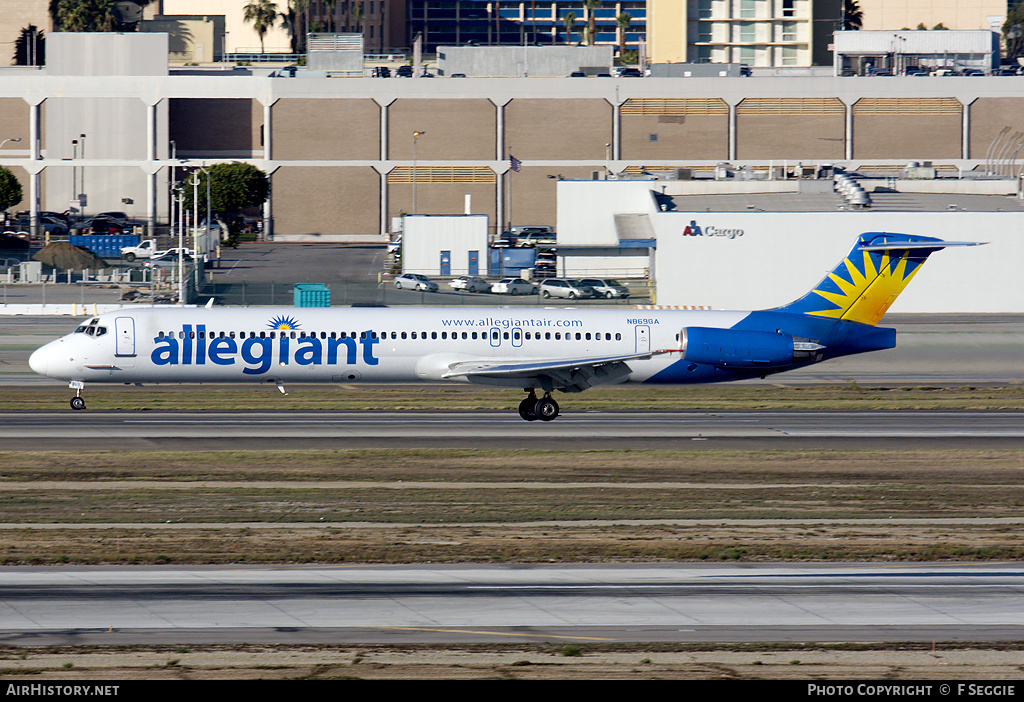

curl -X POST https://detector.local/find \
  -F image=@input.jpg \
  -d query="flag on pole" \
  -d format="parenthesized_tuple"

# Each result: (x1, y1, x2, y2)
(509, 154, 522, 172)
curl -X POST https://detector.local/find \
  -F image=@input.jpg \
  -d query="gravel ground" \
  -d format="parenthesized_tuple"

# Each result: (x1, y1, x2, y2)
(3, 646, 1024, 680)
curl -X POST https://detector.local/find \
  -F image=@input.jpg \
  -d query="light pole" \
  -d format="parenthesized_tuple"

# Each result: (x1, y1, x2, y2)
(0, 137, 21, 150)
(190, 166, 210, 290)
(412, 131, 425, 214)
(71, 138, 78, 215)
(169, 140, 176, 236)
(172, 186, 184, 304)
(78, 133, 86, 218)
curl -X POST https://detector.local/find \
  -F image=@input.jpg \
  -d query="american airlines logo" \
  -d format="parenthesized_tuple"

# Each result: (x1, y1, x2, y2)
(151, 323, 380, 375)
(683, 220, 744, 239)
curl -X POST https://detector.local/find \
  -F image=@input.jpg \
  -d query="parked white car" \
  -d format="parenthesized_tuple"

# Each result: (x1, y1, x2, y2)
(490, 278, 536, 295)
(449, 276, 490, 293)
(393, 273, 439, 292)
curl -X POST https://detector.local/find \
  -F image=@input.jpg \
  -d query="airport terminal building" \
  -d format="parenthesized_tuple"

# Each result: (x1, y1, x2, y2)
(3, 32, 1024, 311)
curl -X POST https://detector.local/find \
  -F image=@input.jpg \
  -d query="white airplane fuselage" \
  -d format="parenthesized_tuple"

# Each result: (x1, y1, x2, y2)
(30, 305, 750, 388)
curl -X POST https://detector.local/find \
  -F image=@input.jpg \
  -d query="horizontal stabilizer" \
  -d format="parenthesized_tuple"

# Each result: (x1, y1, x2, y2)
(860, 240, 984, 251)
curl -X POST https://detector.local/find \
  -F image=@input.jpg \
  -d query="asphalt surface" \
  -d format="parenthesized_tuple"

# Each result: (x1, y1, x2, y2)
(2, 409, 1024, 451)
(1, 562, 1021, 645)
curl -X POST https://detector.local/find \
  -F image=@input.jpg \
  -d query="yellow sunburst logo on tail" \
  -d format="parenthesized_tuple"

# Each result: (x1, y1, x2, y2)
(808, 249, 923, 326)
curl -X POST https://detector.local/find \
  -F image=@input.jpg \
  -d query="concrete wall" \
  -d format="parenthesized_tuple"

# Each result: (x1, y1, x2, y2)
(140, 17, 223, 63)
(967, 97, 1024, 162)
(47, 33, 168, 76)
(851, 97, 963, 160)
(272, 166, 380, 238)
(272, 99, 380, 160)
(505, 99, 613, 160)
(169, 98, 262, 158)
(855, 0, 1005, 32)
(736, 98, 845, 160)
(620, 98, 729, 161)
(388, 99, 496, 160)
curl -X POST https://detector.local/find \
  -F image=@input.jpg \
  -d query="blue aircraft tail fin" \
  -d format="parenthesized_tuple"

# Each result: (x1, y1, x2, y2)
(776, 232, 980, 326)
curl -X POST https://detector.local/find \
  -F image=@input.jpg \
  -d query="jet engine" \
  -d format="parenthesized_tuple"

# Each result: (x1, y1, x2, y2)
(680, 327, 823, 369)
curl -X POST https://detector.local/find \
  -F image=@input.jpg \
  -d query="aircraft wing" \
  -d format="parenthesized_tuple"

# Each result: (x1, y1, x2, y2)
(441, 350, 672, 392)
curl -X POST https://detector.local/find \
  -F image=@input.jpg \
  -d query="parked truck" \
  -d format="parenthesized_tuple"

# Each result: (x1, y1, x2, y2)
(119, 239, 161, 262)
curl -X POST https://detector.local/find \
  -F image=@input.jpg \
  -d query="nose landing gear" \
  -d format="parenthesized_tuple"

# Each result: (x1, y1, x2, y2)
(69, 380, 86, 411)
(518, 389, 559, 422)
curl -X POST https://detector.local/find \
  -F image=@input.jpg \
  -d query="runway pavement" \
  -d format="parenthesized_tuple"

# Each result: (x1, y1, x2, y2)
(1, 562, 1021, 646)
(2, 409, 1024, 450)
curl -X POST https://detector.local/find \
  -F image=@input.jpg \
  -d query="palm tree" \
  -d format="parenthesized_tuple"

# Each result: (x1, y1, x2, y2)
(13, 25, 45, 66)
(583, 0, 601, 46)
(562, 12, 577, 45)
(244, 0, 279, 53)
(615, 13, 631, 57)
(1003, 2, 1024, 62)
(841, 0, 863, 31)
(280, 5, 295, 53)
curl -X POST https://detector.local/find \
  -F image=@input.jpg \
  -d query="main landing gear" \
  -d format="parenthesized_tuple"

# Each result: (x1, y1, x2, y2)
(518, 389, 559, 422)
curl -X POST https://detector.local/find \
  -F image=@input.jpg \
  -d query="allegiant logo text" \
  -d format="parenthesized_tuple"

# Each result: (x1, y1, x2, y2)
(151, 324, 379, 375)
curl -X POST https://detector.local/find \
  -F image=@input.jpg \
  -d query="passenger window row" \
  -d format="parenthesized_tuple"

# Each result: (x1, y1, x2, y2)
(155, 329, 625, 342)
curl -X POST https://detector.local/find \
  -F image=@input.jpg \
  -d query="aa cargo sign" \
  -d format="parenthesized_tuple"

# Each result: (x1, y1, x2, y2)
(683, 220, 745, 239)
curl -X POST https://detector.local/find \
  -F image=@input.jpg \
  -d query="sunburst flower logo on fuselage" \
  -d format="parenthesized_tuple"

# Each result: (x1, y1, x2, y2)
(267, 315, 301, 331)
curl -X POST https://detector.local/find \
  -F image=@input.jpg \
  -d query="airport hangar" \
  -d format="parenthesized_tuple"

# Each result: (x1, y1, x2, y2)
(2, 32, 1023, 311)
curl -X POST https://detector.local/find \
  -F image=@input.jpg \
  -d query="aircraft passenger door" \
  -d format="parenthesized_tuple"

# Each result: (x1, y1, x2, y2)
(114, 316, 136, 357)
(468, 251, 479, 276)
(439, 250, 451, 276)
(489, 327, 501, 348)
(634, 325, 650, 354)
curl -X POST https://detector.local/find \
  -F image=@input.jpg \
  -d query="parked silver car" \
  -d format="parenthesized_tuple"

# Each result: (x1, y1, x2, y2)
(578, 278, 630, 299)
(393, 273, 438, 292)
(539, 278, 595, 300)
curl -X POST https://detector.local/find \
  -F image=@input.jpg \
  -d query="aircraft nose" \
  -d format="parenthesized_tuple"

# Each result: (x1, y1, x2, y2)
(29, 343, 51, 376)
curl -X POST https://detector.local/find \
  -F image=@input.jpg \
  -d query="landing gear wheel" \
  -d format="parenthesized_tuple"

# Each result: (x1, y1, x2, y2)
(535, 396, 559, 421)
(518, 395, 539, 421)
(70, 396, 86, 411)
